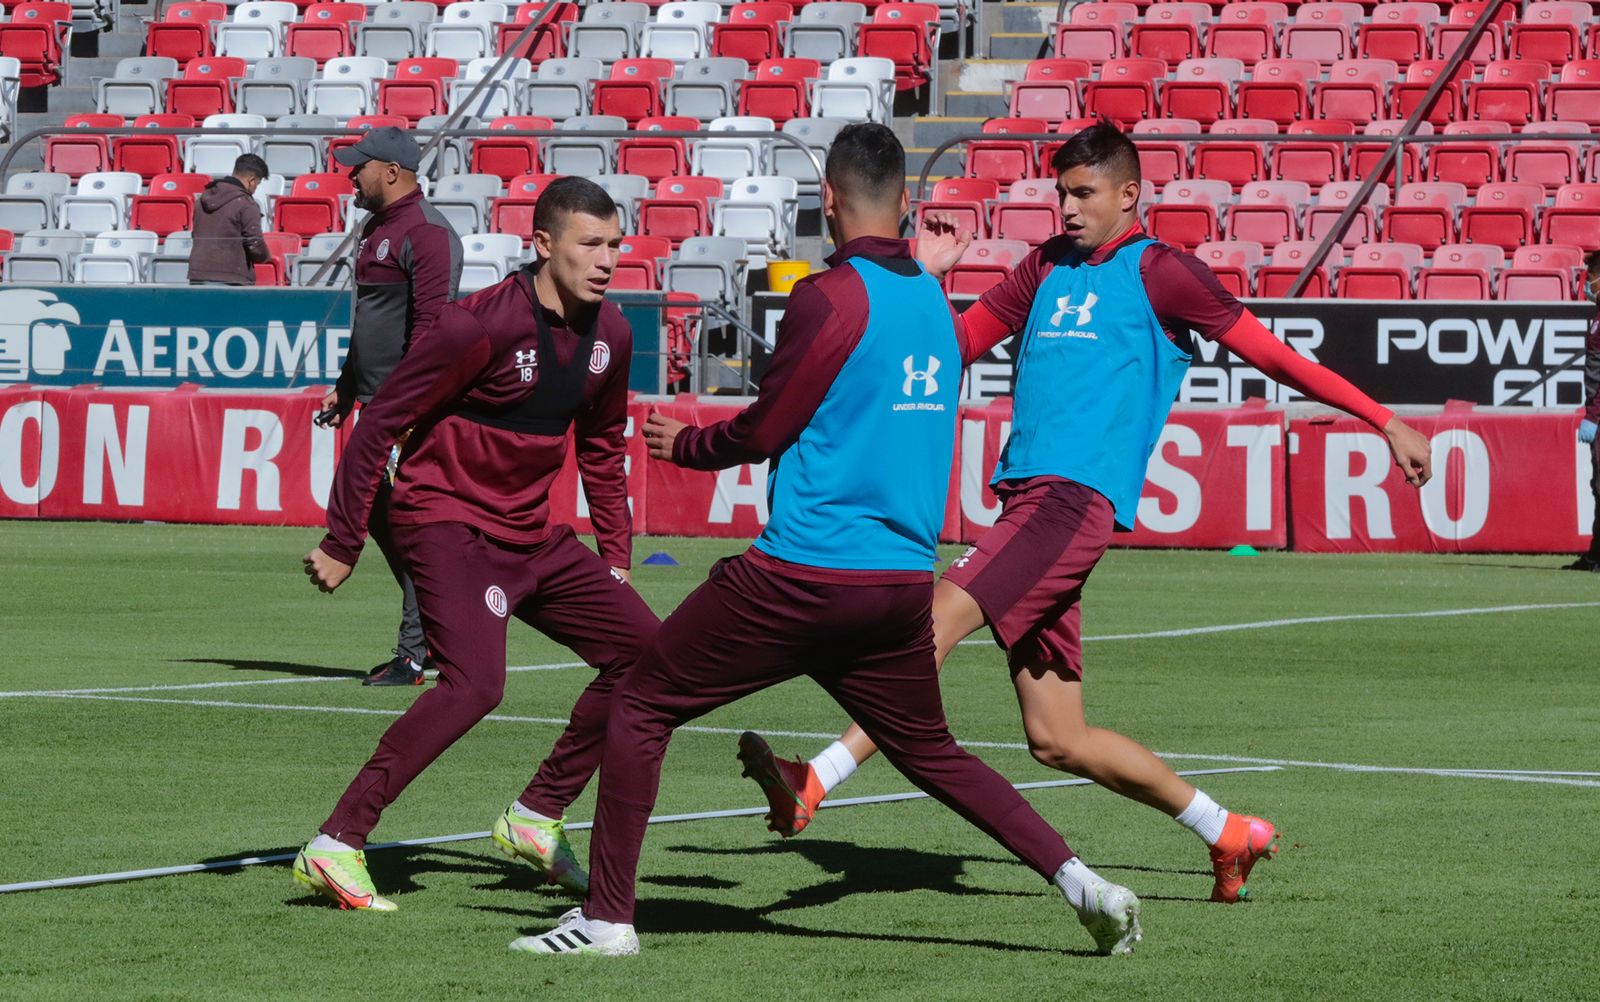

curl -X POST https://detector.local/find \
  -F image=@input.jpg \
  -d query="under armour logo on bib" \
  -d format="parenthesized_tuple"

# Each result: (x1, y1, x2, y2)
(1050, 292, 1098, 327)
(902, 355, 941, 397)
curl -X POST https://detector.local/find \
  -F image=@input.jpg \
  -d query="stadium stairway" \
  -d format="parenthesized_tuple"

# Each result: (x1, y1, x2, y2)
(901, 0, 1054, 190)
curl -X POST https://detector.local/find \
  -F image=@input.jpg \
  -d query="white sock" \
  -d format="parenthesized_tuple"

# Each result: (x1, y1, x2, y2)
(1174, 789, 1230, 847)
(808, 741, 859, 793)
(510, 800, 556, 822)
(309, 834, 357, 852)
(1052, 857, 1106, 911)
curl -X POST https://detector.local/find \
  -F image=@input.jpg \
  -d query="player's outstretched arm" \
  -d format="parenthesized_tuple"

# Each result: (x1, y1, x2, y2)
(1217, 312, 1432, 487)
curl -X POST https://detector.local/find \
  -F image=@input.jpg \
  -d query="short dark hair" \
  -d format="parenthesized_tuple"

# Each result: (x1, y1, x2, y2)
(533, 176, 619, 237)
(1586, 249, 1600, 276)
(824, 122, 905, 206)
(1049, 120, 1141, 185)
(233, 154, 270, 181)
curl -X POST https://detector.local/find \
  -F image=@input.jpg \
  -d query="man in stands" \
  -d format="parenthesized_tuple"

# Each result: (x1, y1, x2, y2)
(187, 154, 270, 286)
(295, 177, 658, 912)
(316, 126, 463, 687)
(514, 123, 1143, 959)
(739, 121, 1435, 907)
(1568, 251, 1600, 571)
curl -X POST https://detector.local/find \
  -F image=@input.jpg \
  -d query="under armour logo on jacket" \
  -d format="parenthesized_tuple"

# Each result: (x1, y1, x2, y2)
(902, 355, 941, 396)
(1050, 292, 1098, 327)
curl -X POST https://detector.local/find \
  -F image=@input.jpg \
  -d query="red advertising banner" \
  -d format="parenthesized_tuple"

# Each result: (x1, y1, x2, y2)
(2, 386, 1592, 555)
(1288, 405, 1595, 554)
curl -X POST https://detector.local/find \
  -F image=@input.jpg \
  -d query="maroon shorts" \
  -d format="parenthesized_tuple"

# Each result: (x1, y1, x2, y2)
(940, 479, 1115, 678)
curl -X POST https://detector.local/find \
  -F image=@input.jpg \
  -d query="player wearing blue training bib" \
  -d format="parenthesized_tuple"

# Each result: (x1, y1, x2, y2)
(743, 122, 1436, 911)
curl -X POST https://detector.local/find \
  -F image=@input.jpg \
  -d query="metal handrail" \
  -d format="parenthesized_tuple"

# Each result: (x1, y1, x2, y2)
(1284, 0, 1517, 296)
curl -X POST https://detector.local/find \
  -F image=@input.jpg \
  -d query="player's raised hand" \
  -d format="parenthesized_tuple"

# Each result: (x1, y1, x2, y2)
(1383, 416, 1432, 487)
(304, 547, 353, 593)
(914, 213, 972, 280)
(644, 410, 690, 462)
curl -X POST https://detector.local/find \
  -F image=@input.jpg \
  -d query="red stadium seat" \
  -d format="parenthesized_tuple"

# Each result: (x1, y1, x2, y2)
(614, 234, 673, 290)
(3, 2, 73, 87)
(1314, 59, 1398, 124)
(1507, 2, 1587, 66)
(1432, 242, 1505, 274)
(966, 117, 1046, 186)
(1384, 182, 1465, 251)
(1226, 180, 1307, 244)
(497, 2, 577, 60)
(1356, 2, 1437, 68)
(273, 173, 353, 240)
(1129, 1, 1209, 69)
(1131, 118, 1199, 189)
(1270, 120, 1352, 190)
(1336, 241, 1423, 298)
(990, 177, 1063, 246)
(616, 115, 698, 185)
(637, 175, 722, 249)
(1540, 184, 1600, 247)
(1160, 58, 1244, 126)
(1433, 7, 1503, 69)
(1257, 240, 1332, 297)
(1417, 265, 1489, 300)
(43, 114, 122, 180)
(286, 3, 366, 66)
(1205, 1, 1285, 68)
(1389, 60, 1470, 127)
(1236, 59, 1318, 126)
(1194, 239, 1265, 297)
(594, 58, 675, 125)
(857, 3, 939, 95)
(1426, 124, 1501, 194)
(470, 116, 552, 181)
(1504, 135, 1581, 194)
(111, 114, 193, 179)
(943, 239, 1030, 297)
(377, 58, 458, 124)
(1056, 1, 1135, 65)
(1546, 61, 1600, 127)
(1193, 118, 1274, 191)
(129, 173, 208, 237)
(1468, 60, 1552, 126)
(152, 0, 227, 68)
(1497, 268, 1571, 300)
(737, 58, 818, 124)
(916, 176, 1000, 240)
(1348, 119, 1427, 188)
(491, 173, 564, 244)
(1305, 180, 1386, 248)
(1081, 57, 1165, 128)
(1458, 182, 1542, 250)
(165, 57, 247, 118)
(1283, 3, 1360, 68)
(1009, 58, 1091, 126)
(712, 2, 791, 64)
(1146, 178, 1230, 250)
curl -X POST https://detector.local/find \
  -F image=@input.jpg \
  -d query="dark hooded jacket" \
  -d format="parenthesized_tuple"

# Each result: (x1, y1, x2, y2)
(187, 176, 270, 285)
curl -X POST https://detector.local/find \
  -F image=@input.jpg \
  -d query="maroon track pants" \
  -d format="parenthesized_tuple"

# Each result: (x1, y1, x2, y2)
(321, 522, 660, 848)
(583, 552, 1076, 925)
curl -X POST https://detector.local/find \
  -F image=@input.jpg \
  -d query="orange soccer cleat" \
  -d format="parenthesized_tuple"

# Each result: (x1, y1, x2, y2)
(736, 731, 826, 838)
(1209, 813, 1278, 903)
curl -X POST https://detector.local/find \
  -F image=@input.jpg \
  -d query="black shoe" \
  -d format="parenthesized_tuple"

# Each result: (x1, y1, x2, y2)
(363, 655, 425, 686)
(1561, 556, 1600, 572)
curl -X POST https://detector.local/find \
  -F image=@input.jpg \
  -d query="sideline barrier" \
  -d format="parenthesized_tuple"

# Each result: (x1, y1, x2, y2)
(0, 388, 1591, 553)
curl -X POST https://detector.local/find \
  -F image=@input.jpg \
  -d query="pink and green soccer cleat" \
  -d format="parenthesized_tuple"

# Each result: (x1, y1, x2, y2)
(492, 806, 589, 895)
(292, 843, 397, 912)
(1209, 814, 1278, 903)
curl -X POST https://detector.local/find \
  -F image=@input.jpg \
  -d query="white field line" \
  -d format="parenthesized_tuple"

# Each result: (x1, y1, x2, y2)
(4, 601, 1596, 700)
(957, 600, 1600, 646)
(18, 691, 1600, 788)
(0, 765, 1280, 895)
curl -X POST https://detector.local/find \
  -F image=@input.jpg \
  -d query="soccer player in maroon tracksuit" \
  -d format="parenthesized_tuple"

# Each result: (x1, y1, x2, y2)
(293, 177, 659, 912)
(740, 122, 1435, 906)
(513, 124, 1144, 958)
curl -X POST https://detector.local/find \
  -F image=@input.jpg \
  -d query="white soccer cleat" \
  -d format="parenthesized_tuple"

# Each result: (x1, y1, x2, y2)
(1074, 881, 1143, 956)
(508, 909, 640, 956)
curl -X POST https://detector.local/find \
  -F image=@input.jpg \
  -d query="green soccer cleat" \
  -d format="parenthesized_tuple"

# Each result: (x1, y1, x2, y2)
(292, 843, 398, 912)
(1074, 881, 1142, 956)
(492, 805, 589, 895)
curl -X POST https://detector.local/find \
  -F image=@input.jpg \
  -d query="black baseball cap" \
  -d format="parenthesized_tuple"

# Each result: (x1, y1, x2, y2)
(334, 126, 422, 172)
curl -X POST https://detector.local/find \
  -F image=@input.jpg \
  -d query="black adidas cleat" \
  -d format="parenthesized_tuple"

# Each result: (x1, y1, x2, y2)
(363, 655, 425, 687)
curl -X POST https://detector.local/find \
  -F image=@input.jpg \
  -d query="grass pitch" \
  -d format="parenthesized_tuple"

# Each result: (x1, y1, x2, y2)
(1, 521, 1597, 1001)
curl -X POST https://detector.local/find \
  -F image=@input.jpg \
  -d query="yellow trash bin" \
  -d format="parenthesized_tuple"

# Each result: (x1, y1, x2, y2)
(767, 260, 812, 293)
